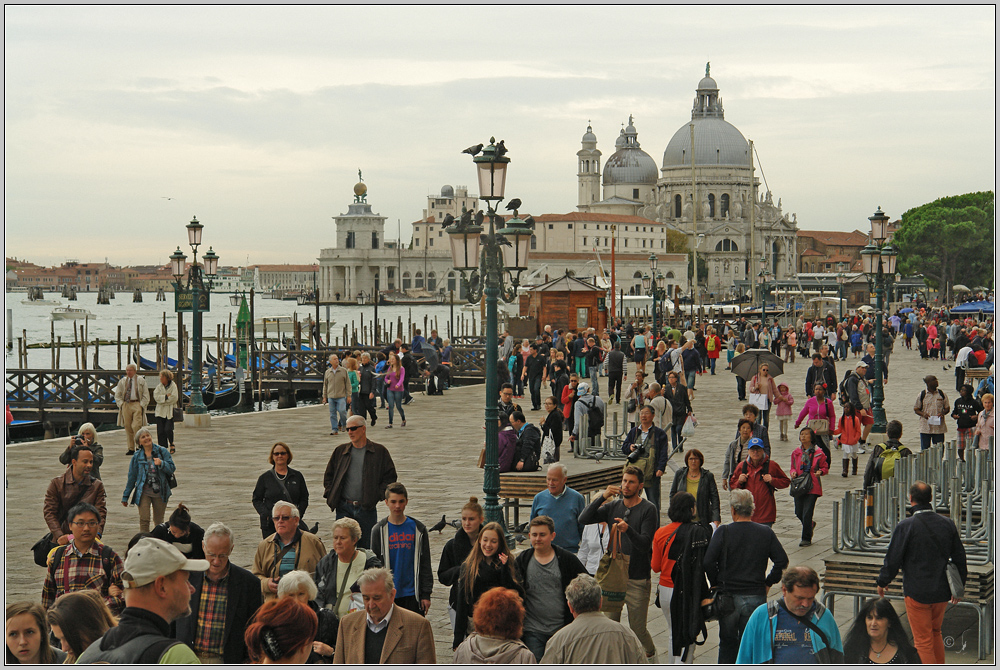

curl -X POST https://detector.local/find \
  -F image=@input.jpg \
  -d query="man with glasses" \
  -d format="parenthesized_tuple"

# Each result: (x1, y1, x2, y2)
(252, 501, 326, 602)
(324, 416, 398, 550)
(175, 522, 263, 663)
(498, 383, 521, 420)
(41, 502, 125, 611)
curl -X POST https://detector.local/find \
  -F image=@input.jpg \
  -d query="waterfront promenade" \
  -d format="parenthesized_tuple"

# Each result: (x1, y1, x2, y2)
(5, 340, 988, 663)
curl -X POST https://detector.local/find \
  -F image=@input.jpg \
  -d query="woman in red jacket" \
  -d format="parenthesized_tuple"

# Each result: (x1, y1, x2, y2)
(789, 427, 829, 547)
(705, 328, 722, 375)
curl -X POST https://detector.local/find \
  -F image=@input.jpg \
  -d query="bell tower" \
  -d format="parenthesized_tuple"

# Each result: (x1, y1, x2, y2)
(577, 122, 602, 211)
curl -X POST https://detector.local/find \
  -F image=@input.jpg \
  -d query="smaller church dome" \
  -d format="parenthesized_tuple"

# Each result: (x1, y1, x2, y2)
(604, 115, 657, 186)
(614, 128, 626, 149)
(582, 124, 597, 143)
(697, 75, 718, 91)
(440, 185, 454, 198)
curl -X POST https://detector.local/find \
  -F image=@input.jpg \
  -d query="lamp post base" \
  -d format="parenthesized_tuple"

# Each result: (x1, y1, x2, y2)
(182, 413, 212, 429)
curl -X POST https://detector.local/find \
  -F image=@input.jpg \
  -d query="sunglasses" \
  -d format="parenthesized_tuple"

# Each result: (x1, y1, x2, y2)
(272, 515, 294, 521)
(346, 425, 363, 432)
(272, 451, 289, 456)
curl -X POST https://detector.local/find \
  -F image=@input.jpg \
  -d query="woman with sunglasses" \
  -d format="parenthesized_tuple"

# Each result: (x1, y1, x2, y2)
(253, 442, 311, 538)
(748, 363, 779, 427)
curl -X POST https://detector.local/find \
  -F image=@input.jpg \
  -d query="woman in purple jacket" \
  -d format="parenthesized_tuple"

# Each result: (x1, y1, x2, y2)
(384, 352, 407, 428)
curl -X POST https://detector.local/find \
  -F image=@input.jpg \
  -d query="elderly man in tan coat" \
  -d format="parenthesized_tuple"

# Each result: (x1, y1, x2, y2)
(322, 354, 351, 435)
(115, 363, 150, 454)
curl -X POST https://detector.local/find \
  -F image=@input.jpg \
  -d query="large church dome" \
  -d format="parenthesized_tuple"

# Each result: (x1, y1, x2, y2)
(604, 116, 658, 185)
(662, 69, 749, 169)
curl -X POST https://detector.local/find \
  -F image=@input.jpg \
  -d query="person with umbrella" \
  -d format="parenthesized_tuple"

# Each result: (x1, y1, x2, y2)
(748, 363, 780, 428)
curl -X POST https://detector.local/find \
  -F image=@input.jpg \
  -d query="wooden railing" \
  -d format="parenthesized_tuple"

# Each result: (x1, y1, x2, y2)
(5, 368, 152, 421)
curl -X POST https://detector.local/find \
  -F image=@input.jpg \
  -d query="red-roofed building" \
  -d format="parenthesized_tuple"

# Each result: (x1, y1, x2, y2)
(796, 230, 869, 273)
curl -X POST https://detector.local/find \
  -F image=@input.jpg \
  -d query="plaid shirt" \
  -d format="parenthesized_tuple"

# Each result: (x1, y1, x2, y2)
(41, 541, 124, 610)
(194, 571, 230, 655)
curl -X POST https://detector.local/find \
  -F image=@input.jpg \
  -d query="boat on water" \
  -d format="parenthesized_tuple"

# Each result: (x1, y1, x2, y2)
(50, 306, 96, 321)
(22, 298, 62, 306)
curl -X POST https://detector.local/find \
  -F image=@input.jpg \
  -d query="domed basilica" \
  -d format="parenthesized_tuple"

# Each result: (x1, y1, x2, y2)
(577, 65, 799, 298)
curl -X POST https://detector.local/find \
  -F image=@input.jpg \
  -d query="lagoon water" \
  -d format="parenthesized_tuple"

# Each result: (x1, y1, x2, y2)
(5, 291, 473, 370)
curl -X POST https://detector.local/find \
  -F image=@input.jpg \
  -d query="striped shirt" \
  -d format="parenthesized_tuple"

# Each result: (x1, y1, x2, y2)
(194, 571, 229, 655)
(41, 541, 124, 610)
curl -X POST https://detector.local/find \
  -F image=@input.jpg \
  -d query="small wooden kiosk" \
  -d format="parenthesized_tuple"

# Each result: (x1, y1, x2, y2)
(519, 273, 606, 334)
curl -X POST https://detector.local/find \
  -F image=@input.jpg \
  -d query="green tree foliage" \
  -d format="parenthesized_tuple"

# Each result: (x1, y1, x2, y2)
(687, 252, 709, 284)
(894, 191, 994, 301)
(665, 229, 689, 253)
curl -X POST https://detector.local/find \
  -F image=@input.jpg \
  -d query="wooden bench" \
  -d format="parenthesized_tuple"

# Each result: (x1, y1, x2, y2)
(498, 463, 624, 530)
(823, 555, 994, 659)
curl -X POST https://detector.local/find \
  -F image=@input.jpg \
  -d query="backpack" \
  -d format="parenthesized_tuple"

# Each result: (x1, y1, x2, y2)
(837, 371, 852, 406)
(918, 388, 944, 407)
(49, 543, 121, 613)
(874, 443, 905, 481)
(585, 397, 604, 436)
(707, 337, 716, 351)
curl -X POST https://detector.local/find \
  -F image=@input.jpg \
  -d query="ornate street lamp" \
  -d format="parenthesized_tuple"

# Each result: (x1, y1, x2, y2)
(169, 216, 219, 423)
(446, 138, 531, 528)
(861, 207, 895, 434)
(836, 261, 847, 322)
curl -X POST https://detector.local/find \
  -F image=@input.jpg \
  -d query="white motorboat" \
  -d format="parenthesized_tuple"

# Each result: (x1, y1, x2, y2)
(50, 306, 96, 320)
(22, 298, 63, 306)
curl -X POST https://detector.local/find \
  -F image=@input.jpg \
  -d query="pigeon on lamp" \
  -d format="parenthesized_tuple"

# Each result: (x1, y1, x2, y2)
(462, 143, 484, 157)
(496, 234, 512, 247)
(460, 207, 473, 226)
(523, 215, 535, 228)
(442, 213, 455, 228)
(474, 210, 485, 226)
(429, 514, 448, 533)
(495, 139, 507, 158)
(505, 198, 522, 212)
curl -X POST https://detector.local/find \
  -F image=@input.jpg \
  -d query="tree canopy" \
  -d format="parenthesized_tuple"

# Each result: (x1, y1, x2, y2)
(894, 191, 994, 303)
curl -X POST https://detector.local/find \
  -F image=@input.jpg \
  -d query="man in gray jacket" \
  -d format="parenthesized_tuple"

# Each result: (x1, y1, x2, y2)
(322, 354, 351, 435)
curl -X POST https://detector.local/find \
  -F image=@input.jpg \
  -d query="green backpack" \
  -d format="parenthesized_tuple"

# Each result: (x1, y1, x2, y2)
(876, 444, 904, 481)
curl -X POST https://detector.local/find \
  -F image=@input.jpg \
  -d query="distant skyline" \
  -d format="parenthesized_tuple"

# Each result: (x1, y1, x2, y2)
(4, 5, 995, 267)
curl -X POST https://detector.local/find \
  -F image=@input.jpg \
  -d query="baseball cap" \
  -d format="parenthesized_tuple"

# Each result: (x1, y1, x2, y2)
(577, 382, 590, 395)
(122, 537, 210, 588)
(747, 437, 765, 450)
(856, 361, 868, 368)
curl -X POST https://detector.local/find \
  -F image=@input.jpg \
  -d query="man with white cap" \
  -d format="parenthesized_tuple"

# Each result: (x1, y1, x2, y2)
(570, 382, 605, 449)
(76, 537, 209, 664)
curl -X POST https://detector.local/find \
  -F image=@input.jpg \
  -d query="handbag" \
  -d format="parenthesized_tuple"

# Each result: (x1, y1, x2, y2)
(807, 418, 830, 436)
(705, 525, 736, 620)
(172, 407, 184, 422)
(540, 433, 557, 464)
(914, 514, 965, 599)
(680, 413, 698, 437)
(595, 526, 630, 614)
(168, 472, 179, 489)
(748, 391, 770, 411)
(31, 533, 58, 568)
(626, 397, 638, 414)
(789, 450, 814, 498)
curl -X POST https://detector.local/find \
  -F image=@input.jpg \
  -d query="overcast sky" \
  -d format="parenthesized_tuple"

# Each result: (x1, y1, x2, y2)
(4, 5, 995, 267)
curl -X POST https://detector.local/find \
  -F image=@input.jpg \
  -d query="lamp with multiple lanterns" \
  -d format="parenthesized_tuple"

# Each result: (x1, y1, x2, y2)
(756, 255, 772, 326)
(835, 261, 848, 322)
(445, 138, 533, 527)
(859, 207, 898, 434)
(169, 216, 219, 418)
(640, 254, 667, 336)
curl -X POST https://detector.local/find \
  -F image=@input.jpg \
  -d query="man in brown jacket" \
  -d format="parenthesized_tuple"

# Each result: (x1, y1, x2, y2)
(44, 444, 108, 543)
(332, 567, 436, 664)
(323, 415, 397, 550)
(322, 354, 351, 435)
(251, 501, 326, 602)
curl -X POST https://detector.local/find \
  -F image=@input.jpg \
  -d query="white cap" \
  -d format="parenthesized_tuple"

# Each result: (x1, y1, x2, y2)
(122, 537, 210, 588)
(577, 382, 590, 395)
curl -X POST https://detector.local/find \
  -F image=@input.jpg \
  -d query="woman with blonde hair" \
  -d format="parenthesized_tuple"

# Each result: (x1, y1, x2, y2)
(438, 497, 485, 633)
(46, 590, 117, 663)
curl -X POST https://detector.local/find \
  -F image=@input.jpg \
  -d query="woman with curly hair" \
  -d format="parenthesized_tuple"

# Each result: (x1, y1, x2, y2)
(841, 597, 921, 664)
(452, 522, 523, 650)
(244, 597, 317, 664)
(453, 587, 536, 663)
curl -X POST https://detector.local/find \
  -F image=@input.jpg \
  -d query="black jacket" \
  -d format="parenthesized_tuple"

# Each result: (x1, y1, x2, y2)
(359, 362, 376, 394)
(663, 383, 691, 420)
(82, 607, 188, 663)
(514, 423, 541, 471)
(541, 409, 564, 448)
(453, 559, 524, 648)
(805, 362, 836, 397)
(514, 545, 588, 627)
(438, 527, 478, 608)
(149, 521, 206, 559)
(174, 565, 262, 663)
(877, 505, 968, 603)
(669, 467, 721, 525)
(252, 467, 309, 531)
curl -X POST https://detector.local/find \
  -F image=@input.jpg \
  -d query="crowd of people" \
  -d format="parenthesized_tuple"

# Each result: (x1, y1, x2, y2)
(12, 301, 994, 664)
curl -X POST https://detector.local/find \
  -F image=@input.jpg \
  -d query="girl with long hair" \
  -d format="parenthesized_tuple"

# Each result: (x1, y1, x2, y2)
(451, 521, 523, 650)
(6, 602, 65, 664)
(384, 352, 406, 428)
(46, 590, 117, 663)
(438, 497, 485, 634)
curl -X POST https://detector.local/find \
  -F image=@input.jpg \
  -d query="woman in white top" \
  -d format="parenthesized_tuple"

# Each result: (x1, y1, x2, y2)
(153, 369, 179, 454)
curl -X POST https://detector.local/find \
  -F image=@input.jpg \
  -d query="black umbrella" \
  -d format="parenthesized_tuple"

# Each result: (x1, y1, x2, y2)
(730, 349, 784, 381)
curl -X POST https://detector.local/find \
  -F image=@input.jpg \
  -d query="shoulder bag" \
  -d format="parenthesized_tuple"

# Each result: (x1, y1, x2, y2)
(31, 481, 93, 567)
(595, 525, 630, 615)
(789, 450, 814, 498)
(807, 399, 834, 436)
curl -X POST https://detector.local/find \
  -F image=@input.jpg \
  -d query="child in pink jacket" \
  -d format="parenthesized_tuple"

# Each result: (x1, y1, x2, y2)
(774, 382, 794, 441)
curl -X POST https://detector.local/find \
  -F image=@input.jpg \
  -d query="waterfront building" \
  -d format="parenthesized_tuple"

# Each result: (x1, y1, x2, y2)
(795, 230, 870, 274)
(577, 65, 801, 299)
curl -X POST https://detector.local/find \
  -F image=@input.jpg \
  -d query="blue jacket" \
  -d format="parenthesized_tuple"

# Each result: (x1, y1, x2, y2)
(736, 598, 842, 664)
(122, 444, 176, 505)
(530, 486, 587, 552)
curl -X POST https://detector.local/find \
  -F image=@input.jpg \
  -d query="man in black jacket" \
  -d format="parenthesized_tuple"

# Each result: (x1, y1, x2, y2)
(515, 516, 588, 661)
(175, 523, 263, 663)
(876, 481, 968, 664)
(606, 343, 627, 404)
(358, 353, 378, 425)
(804, 353, 836, 397)
(522, 343, 548, 411)
(510, 411, 541, 471)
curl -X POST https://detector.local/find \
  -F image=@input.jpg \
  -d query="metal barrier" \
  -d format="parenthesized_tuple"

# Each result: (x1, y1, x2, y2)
(832, 438, 994, 565)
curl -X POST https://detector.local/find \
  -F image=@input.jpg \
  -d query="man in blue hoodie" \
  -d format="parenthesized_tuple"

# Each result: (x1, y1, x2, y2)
(736, 566, 843, 664)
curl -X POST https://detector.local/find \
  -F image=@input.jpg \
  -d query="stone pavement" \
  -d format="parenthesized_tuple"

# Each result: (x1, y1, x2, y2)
(5, 338, 990, 663)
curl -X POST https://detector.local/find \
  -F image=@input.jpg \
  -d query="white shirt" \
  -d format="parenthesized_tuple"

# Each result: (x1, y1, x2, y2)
(956, 346, 973, 367)
(366, 603, 394, 634)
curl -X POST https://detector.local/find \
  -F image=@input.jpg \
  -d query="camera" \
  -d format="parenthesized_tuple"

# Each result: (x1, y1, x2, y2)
(72, 436, 87, 447)
(627, 445, 647, 463)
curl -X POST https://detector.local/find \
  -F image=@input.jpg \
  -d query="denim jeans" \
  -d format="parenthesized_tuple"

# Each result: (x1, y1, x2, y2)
(717, 592, 766, 663)
(794, 493, 818, 541)
(589, 365, 600, 396)
(336, 500, 377, 549)
(920, 432, 945, 451)
(736, 376, 746, 400)
(671, 422, 684, 453)
(327, 397, 347, 431)
(529, 376, 543, 410)
(709, 358, 717, 374)
(386, 390, 406, 425)
(521, 630, 555, 662)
